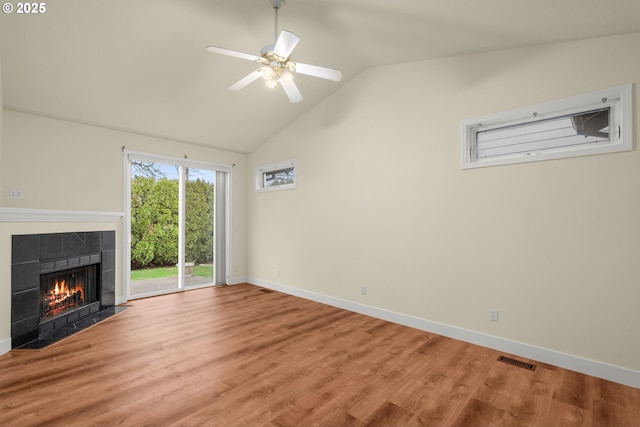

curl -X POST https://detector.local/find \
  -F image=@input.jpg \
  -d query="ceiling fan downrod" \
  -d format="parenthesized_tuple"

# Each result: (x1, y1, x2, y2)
(271, 0, 284, 43)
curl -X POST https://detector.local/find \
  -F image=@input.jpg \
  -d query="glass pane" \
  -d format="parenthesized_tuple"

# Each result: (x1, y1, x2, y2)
(184, 167, 215, 288)
(263, 167, 295, 188)
(477, 108, 610, 159)
(130, 161, 180, 297)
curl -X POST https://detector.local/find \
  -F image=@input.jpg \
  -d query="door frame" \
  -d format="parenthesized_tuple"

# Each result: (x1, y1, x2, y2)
(122, 149, 232, 301)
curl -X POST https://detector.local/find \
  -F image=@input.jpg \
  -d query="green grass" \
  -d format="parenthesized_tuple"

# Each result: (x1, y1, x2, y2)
(131, 264, 213, 280)
(192, 265, 214, 279)
(131, 266, 177, 281)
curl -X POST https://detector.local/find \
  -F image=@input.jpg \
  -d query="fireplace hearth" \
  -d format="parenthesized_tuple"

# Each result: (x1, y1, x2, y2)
(11, 231, 117, 349)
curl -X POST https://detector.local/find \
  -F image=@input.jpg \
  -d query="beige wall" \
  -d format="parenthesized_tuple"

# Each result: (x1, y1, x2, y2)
(1, 111, 247, 213)
(247, 33, 640, 372)
(0, 55, 3, 200)
(0, 111, 248, 344)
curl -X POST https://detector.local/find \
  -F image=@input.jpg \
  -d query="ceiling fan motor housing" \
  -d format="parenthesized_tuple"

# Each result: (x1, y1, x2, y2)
(270, 0, 284, 10)
(260, 45, 276, 56)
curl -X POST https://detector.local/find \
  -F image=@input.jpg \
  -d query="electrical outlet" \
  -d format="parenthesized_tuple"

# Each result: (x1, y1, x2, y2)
(9, 189, 23, 199)
(361, 286, 367, 295)
(489, 308, 499, 322)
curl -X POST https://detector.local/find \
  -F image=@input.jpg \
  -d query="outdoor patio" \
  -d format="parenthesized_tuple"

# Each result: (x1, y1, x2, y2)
(130, 275, 213, 296)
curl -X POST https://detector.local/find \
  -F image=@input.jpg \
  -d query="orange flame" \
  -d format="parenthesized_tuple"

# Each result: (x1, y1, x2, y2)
(52, 280, 71, 296)
(49, 280, 83, 302)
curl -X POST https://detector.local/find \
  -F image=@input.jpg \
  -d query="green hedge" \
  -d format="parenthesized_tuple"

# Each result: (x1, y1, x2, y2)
(131, 176, 214, 268)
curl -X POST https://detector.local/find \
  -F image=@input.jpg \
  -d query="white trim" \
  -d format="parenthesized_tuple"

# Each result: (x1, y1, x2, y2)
(124, 149, 232, 173)
(0, 208, 123, 222)
(122, 152, 132, 303)
(254, 159, 297, 192)
(248, 277, 640, 390)
(224, 172, 233, 285)
(229, 276, 247, 285)
(123, 149, 233, 297)
(461, 84, 633, 169)
(0, 338, 11, 356)
(178, 166, 186, 289)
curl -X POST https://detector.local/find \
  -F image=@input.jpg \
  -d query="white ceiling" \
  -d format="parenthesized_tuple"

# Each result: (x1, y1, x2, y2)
(2, 0, 640, 153)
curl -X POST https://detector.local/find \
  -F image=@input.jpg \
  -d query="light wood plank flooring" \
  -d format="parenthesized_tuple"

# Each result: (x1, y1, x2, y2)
(1, 284, 639, 426)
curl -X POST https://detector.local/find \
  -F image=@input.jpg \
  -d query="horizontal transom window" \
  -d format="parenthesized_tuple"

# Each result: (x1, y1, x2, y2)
(255, 159, 297, 192)
(461, 84, 632, 169)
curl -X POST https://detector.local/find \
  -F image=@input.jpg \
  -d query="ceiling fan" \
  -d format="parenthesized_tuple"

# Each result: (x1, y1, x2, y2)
(206, 0, 342, 103)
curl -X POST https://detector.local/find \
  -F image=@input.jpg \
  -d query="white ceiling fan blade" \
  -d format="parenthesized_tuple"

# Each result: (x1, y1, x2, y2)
(273, 30, 300, 59)
(279, 78, 303, 103)
(206, 46, 260, 62)
(228, 70, 263, 91)
(292, 62, 343, 82)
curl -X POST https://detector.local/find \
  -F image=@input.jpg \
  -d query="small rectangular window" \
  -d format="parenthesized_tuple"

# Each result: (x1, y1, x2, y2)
(462, 84, 632, 169)
(255, 160, 296, 192)
(263, 167, 295, 188)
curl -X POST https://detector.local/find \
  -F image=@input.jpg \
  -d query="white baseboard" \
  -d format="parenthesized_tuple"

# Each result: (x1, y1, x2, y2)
(229, 276, 247, 285)
(248, 277, 640, 390)
(0, 337, 12, 356)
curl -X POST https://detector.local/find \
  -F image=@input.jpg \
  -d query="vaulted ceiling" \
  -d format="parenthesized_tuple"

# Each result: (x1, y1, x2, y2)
(2, 0, 640, 153)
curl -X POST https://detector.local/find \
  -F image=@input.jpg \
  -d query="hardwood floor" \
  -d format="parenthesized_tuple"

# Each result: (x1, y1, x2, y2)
(1, 284, 639, 426)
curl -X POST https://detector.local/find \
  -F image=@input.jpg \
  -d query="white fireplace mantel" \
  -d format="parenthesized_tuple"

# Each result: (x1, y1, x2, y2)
(0, 208, 123, 222)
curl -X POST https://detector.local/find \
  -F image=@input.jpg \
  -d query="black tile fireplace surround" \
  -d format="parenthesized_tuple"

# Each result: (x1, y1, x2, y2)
(11, 231, 116, 348)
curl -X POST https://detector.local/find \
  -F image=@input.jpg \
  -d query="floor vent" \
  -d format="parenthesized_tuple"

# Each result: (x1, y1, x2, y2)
(497, 355, 536, 371)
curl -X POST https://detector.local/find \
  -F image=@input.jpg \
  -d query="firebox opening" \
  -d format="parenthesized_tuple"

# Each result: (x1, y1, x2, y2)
(40, 264, 99, 323)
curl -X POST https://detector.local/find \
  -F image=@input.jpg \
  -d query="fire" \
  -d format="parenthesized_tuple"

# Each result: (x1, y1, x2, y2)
(47, 280, 83, 309)
(51, 280, 74, 298)
(41, 269, 90, 320)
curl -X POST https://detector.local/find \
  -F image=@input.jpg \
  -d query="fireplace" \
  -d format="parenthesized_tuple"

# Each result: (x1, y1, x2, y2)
(37, 253, 104, 337)
(41, 264, 97, 320)
(11, 231, 116, 348)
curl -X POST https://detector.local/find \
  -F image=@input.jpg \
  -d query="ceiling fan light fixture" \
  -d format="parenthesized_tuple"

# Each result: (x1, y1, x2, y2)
(261, 66, 275, 79)
(206, 0, 342, 103)
(279, 70, 293, 82)
(264, 78, 278, 89)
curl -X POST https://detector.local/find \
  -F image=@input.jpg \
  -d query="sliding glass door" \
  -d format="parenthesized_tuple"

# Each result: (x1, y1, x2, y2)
(184, 167, 215, 288)
(125, 152, 230, 299)
(129, 160, 180, 296)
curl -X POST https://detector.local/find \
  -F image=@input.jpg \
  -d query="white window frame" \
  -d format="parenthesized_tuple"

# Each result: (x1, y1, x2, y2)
(255, 159, 297, 192)
(461, 84, 633, 169)
(122, 150, 233, 300)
